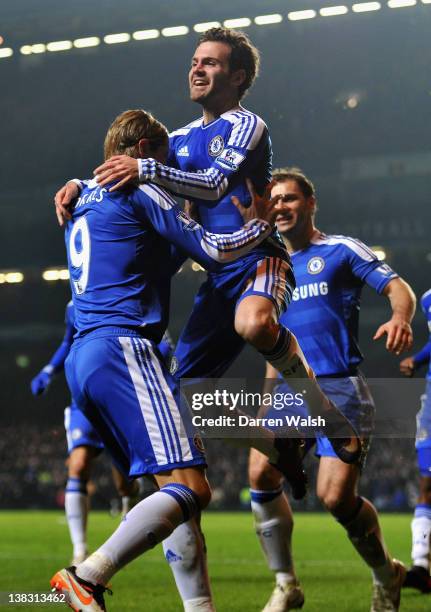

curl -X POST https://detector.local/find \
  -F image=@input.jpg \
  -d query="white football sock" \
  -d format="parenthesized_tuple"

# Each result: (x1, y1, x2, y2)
(411, 505, 431, 570)
(163, 517, 214, 610)
(76, 484, 199, 586)
(250, 487, 296, 582)
(65, 478, 88, 559)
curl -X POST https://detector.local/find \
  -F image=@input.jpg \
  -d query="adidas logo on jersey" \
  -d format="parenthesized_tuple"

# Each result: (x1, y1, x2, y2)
(177, 145, 189, 157)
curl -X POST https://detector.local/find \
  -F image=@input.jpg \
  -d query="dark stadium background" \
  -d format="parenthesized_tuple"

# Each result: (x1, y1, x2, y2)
(0, 0, 430, 510)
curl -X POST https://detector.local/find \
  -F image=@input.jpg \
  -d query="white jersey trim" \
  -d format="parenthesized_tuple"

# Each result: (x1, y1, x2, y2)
(222, 109, 266, 151)
(138, 183, 176, 210)
(169, 118, 202, 138)
(311, 232, 377, 262)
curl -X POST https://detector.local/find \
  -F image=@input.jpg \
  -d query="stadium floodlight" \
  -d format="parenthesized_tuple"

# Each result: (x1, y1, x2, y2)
(133, 29, 160, 40)
(46, 40, 73, 52)
(20, 45, 32, 55)
(388, 0, 416, 6)
(422, 0, 431, 4)
(352, 2, 381, 11)
(73, 37, 101, 49)
(104, 33, 131, 44)
(320, 5, 349, 16)
(0, 47, 13, 58)
(161, 26, 189, 37)
(288, 10, 317, 20)
(254, 14, 283, 25)
(0, 272, 24, 283)
(223, 18, 252, 28)
(193, 21, 222, 32)
(31, 44, 46, 54)
(42, 269, 70, 281)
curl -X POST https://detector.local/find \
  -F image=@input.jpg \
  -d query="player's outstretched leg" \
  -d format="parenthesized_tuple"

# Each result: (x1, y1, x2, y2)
(260, 328, 361, 465)
(404, 471, 431, 593)
(317, 458, 405, 612)
(51, 469, 211, 611)
(249, 448, 304, 611)
(163, 517, 215, 611)
(235, 297, 361, 465)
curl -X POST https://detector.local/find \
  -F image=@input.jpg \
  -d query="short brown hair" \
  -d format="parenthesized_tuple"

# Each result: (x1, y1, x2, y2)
(272, 167, 316, 199)
(104, 109, 168, 160)
(197, 27, 260, 99)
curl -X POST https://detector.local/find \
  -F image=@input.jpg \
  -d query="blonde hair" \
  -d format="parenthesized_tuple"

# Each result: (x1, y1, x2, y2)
(104, 109, 168, 160)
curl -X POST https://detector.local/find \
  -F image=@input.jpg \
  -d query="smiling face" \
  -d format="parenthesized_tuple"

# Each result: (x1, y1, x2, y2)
(271, 179, 316, 239)
(189, 41, 242, 108)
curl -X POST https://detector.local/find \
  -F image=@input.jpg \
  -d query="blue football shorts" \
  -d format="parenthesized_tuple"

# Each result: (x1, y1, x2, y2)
(64, 402, 104, 454)
(173, 251, 295, 380)
(265, 373, 375, 466)
(65, 328, 206, 478)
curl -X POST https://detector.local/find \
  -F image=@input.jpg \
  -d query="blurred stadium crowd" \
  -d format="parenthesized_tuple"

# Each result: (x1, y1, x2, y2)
(0, 424, 418, 512)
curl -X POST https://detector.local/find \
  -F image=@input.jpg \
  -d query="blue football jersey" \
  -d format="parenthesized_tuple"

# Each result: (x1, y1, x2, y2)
(280, 232, 398, 376)
(138, 107, 272, 233)
(65, 179, 271, 339)
(414, 289, 431, 380)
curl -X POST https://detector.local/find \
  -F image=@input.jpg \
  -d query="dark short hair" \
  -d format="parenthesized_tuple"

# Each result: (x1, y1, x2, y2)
(197, 27, 260, 99)
(272, 167, 316, 199)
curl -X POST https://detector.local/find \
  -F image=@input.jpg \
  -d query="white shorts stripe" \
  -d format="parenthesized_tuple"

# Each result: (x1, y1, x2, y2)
(132, 338, 177, 463)
(136, 339, 180, 462)
(143, 342, 194, 463)
(246, 258, 291, 314)
(119, 336, 170, 466)
(64, 407, 72, 452)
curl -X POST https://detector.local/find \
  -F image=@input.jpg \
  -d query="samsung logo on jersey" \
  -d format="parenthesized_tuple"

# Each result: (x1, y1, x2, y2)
(75, 187, 106, 209)
(292, 282, 328, 301)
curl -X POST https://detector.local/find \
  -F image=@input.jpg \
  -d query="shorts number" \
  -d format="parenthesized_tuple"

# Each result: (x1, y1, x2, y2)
(69, 216, 91, 294)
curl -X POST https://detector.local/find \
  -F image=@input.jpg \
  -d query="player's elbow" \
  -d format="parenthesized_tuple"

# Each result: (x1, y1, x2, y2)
(385, 277, 416, 308)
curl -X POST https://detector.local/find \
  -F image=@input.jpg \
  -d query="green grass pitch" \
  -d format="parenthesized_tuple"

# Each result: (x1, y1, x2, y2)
(0, 511, 428, 611)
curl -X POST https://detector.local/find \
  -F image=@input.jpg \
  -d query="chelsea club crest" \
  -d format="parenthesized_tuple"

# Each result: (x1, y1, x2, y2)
(307, 256, 325, 275)
(208, 135, 224, 157)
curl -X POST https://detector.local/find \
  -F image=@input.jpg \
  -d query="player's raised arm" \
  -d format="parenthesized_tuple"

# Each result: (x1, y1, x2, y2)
(130, 183, 274, 269)
(374, 278, 416, 354)
(30, 302, 75, 395)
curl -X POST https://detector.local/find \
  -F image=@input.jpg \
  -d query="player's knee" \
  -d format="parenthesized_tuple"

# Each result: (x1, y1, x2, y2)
(249, 456, 282, 491)
(68, 457, 91, 480)
(318, 490, 346, 516)
(234, 309, 276, 346)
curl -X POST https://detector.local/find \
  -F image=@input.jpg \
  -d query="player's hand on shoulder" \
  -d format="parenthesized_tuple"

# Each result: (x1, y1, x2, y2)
(399, 355, 415, 377)
(231, 178, 280, 225)
(54, 181, 78, 226)
(94, 155, 138, 192)
(373, 316, 413, 355)
(30, 370, 53, 396)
